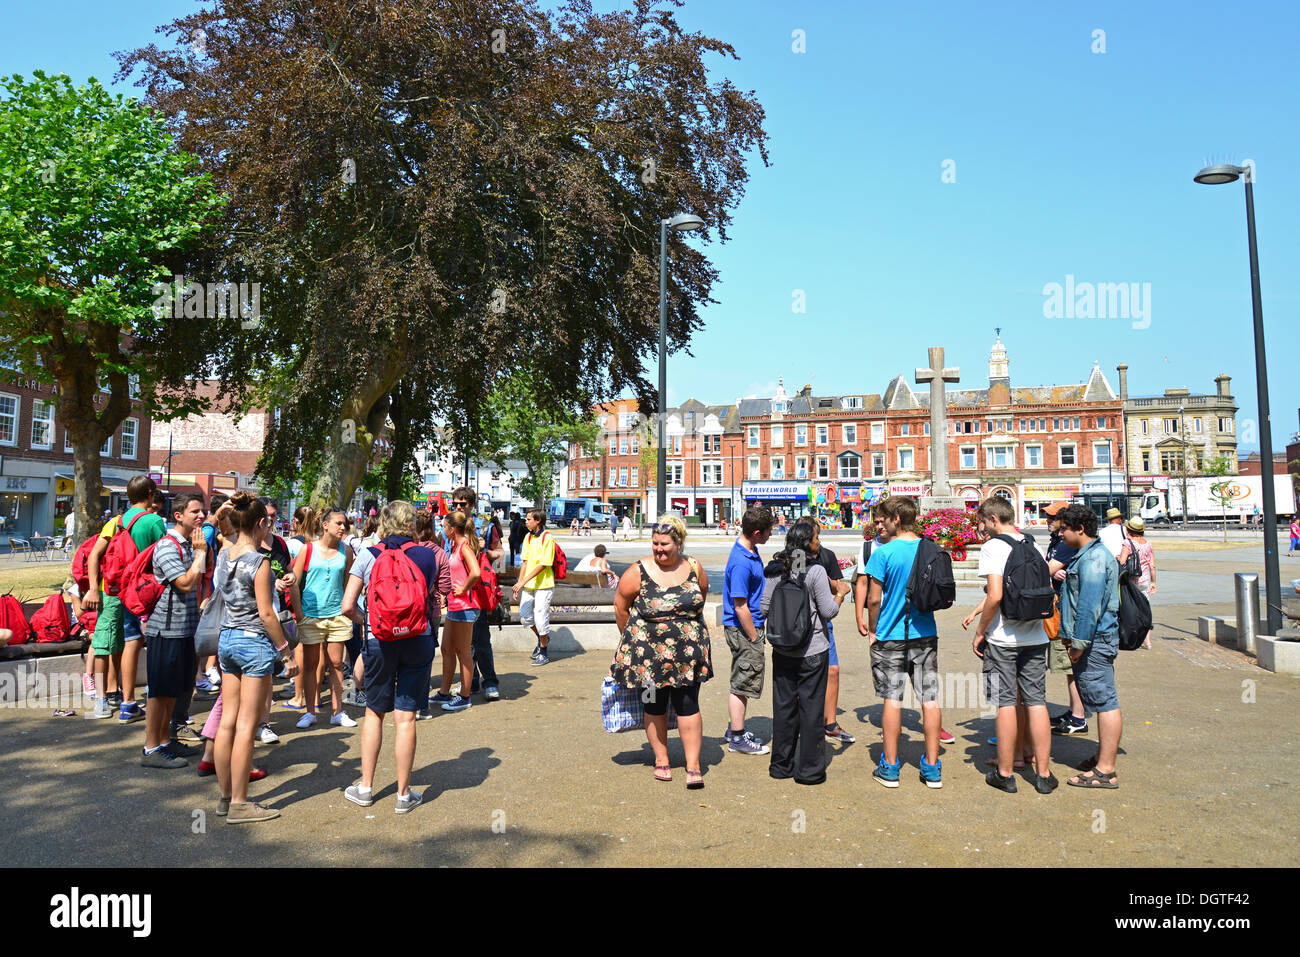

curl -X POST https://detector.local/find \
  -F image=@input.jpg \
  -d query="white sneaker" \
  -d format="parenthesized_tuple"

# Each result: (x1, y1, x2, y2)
(257, 723, 280, 744)
(330, 711, 357, 728)
(295, 712, 318, 730)
(206, 667, 222, 687)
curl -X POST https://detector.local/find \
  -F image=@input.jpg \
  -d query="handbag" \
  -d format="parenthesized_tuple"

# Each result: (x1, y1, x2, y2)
(601, 676, 677, 733)
(1044, 593, 1061, 641)
(194, 585, 224, 658)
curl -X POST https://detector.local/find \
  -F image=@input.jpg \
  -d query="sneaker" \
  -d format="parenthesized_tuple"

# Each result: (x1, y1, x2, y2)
(429, 692, 454, 706)
(257, 723, 280, 745)
(295, 712, 318, 730)
(206, 666, 222, 688)
(938, 728, 956, 745)
(532, 648, 550, 666)
(483, 684, 501, 701)
(1052, 716, 1089, 736)
(986, 769, 1018, 793)
(195, 677, 216, 694)
(728, 730, 770, 755)
(141, 747, 187, 769)
(88, 697, 113, 719)
(329, 711, 357, 728)
(825, 724, 856, 744)
(82, 674, 95, 697)
(395, 789, 423, 814)
(415, 708, 434, 721)
(106, 691, 123, 708)
(873, 755, 901, 788)
(344, 783, 374, 807)
(172, 724, 203, 745)
(351, 690, 367, 709)
(216, 796, 230, 817)
(1033, 772, 1060, 794)
(919, 756, 943, 789)
(225, 801, 280, 824)
(197, 760, 216, 777)
(165, 739, 202, 758)
(117, 702, 145, 724)
(441, 694, 472, 713)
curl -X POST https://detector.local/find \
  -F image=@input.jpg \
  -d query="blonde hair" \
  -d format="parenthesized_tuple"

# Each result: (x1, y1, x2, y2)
(444, 510, 481, 556)
(377, 500, 418, 539)
(652, 513, 687, 545)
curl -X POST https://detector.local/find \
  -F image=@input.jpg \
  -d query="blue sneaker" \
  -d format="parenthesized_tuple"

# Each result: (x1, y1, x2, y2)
(727, 730, 769, 755)
(441, 694, 472, 713)
(920, 756, 943, 789)
(873, 755, 901, 788)
(117, 702, 145, 724)
(429, 692, 454, 706)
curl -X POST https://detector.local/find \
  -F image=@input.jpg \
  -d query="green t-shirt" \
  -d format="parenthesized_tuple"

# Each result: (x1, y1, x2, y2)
(100, 507, 166, 552)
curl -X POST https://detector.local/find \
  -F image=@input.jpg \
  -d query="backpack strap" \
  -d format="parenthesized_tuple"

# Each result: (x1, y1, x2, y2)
(123, 511, 146, 535)
(303, 542, 312, 573)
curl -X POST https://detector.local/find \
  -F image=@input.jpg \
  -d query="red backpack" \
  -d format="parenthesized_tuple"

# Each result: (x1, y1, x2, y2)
(29, 594, 72, 643)
(470, 549, 501, 613)
(70, 535, 100, 593)
(366, 542, 430, 641)
(538, 532, 568, 581)
(120, 534, 182, 619)
(100, 511, 148, 595)
(0, 595, 31, 645)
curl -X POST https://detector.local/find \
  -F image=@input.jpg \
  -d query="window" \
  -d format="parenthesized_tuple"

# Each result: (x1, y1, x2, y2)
(871, 421, 884, 444)
(795, 425, 807, 445)
(816, 455, 830, 479)
(972, 421, 980, 434)
(795, 455, 808, 479)
(871, 452, 885, 478)
(747, 457, 760, 480)
(1039, 419, 1047, 431)
(1026, 445, 1043, 468)
(899, 423, 910, 436)
(897, 448, 914, 471)
(1193, 417, 1203, 433)
(1141, 452, 1151, 472)
(1160, 451, 1183, 474)
(64, 428, 74, 453)
(1163, 417, 1179, 433)
(1059, 444, 1076, 467)
(1053, 418, 1061, 430)
(960, 445, 976, 469)
(770, 456, 785, 479)
(1094, 443, 1111, 467)
(1097, 416, 1107, 429)
(844, 396, 862, 410)
(816, 425, 828, 445)
(31, 400, 54, 449)
(1141, 419, 1148, 435)
(631, 435, 640, 454)
(748, 426, 759, 448)
(987, 445, 1014, 469)
(1018, 419, 1025, 432)
(843, 424, 857, 444)
(1072, 417, 1081, 430)
(0, 393, 17, 445)
(770, 426, 783, 447)
(618, 437, 628, 456)
(837, 453, 860, 480)
(668, 464, 683, 485)
(923, 422, 930, 436)
(101, 435, 113, 457)
(618, 411, 636, 429)
(670, 434, 682, 454)
(618, 466, 628, 487)
(704, 434, 719, 453)
(1218, 417, 1233, 433)
(609, 437, 617, 455)
(632, 466, 639, 485)
(120, 418, 138, 459)
(702, 463, 721, 485)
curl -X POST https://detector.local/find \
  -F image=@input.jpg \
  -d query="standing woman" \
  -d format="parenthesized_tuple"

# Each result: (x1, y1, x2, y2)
(1125, 518, 1157, 649)
(434, 511, 480, 713)
(610, 514, 711, 788)
(213, 491, 298, 823)
(413, 510, 453, 718)
(291, 507, 358, 729)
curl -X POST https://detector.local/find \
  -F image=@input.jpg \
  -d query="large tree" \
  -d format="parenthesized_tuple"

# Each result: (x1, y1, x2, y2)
(0, 71, 223, 535)
(118, 0, 768, 509)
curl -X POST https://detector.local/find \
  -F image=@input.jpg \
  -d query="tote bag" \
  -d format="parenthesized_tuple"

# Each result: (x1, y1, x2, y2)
(601, 676, 677, 733)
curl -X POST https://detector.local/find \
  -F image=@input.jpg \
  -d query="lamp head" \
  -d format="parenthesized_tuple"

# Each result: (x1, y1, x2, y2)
(1194, 164, 1244, 185)
(665, 212, 705, 232)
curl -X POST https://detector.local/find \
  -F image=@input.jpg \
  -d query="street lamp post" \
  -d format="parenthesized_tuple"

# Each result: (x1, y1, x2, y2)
(657, 212, 705, 519)
(1194, 163, 1282, 635)
(1178, 403, 1189, 531)
(728, 441, 737, 524)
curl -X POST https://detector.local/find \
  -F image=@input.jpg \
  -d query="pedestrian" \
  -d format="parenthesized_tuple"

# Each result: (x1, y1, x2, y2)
(610, 511, 619, 541)
(1058, 504, 1123, 789)
(432, 510, 480, 712)
(622, 512, 633, 540)
(574, 543, 617, 587)
(512, 508, 557, 666)
(761, 521, 842, 785)
(257, 498, 297, 743)
(968, 497, 1056, 794)
(212, 491, 298, 823)
(610, 513, 711, 788)
(82, 475, 166, 721)
(1039, 502, 1088, 737)
(341, 500, 441, 813)
(412, 512, 453, 718)
(794, 517, 855, 745)
(1124, 517, 1156, 648)
(444, 487, 503, 700)
(863, 496, 943, 789)
(1098, 507, 1126, 559)
(1289, 518, 1300, 556)
(721, 505, 774, 755)
(509, 511, 525, 567)
(140, 493, 209, 768)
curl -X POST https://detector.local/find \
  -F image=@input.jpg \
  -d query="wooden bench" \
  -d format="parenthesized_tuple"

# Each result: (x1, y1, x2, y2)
(0, 598, 87, 660)
(496, 568, 616, 624)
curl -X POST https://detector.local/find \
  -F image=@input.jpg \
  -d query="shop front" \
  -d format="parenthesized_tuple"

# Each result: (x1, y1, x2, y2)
(666, 491, 729, 525)
(0, 473, 50, 539)
(1020, 482, 1080, 526)
(742, 481, 812, 525)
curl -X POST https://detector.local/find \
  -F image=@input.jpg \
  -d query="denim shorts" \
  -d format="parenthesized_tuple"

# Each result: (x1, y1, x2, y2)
(1072, 632, 1119, 715)
(446, 609, 480, 623)
(361, 632, 436, 714)
(826, 621, 838, 668)
(218, 627, 277, 678)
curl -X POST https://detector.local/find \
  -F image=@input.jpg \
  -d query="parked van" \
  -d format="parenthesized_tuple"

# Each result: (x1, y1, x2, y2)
(547, 497, 619, 528)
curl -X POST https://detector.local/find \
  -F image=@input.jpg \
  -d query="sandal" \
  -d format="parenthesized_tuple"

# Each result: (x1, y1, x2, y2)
(686, 769, 704, 790)
(1067, 769, 1118, 789)
(653, 765, 672, 782)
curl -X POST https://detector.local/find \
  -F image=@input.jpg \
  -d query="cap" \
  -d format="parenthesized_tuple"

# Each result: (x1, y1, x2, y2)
(1105, 507, 1123, 521)
(1126, 517, 1146, 533)
(1043, 500, 1070, 517)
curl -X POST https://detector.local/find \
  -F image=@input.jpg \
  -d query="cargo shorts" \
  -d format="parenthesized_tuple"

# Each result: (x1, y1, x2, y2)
(724, 625, 766, 699)
(1047, 636, 1073, 673)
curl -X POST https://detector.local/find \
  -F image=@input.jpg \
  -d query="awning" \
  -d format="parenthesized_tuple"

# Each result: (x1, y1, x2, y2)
(100, 485, 126, 495)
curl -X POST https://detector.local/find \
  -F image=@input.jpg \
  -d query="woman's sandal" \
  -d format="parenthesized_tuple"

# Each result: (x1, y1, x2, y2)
(686, 769, 704, 790)
(653, 765, 672, 782)
(1067, 768, 1118, 789)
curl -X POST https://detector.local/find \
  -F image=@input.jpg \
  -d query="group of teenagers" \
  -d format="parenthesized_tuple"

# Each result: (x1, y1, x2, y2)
(73, 475, 563, 823)
(606, 495, 1126, 793)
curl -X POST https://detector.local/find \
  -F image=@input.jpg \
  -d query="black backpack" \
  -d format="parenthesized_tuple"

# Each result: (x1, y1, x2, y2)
(1121, 535, 1142, 580)
(1117, 575, 1152, 651)
(905, 537, 956, 616)
(766, 572, 813, 652)
(993, 533, 1056, 622)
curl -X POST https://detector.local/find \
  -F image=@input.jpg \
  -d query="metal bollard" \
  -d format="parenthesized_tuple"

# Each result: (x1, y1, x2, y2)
(1234, 573, 1262, 655)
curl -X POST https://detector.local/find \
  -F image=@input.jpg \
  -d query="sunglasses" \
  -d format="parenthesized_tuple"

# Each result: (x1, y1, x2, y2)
(652, 523, 680, 536)
(453, 501, 469, 508)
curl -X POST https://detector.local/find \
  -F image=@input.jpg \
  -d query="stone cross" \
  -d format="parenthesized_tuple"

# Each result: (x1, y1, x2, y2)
(915, 346, 960, 496)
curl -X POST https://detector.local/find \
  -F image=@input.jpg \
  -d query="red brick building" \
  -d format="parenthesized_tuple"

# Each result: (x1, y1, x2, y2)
(0, 369, 153, 538)
(148, 379, 266, 496)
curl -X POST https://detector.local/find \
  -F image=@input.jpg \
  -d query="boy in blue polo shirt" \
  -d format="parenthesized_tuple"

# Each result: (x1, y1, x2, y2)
(722, 506, 774, 755)
(865, 496, 943, 789)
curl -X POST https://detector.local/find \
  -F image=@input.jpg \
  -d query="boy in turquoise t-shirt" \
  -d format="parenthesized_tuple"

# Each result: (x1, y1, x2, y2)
(864, 496, 943, 789)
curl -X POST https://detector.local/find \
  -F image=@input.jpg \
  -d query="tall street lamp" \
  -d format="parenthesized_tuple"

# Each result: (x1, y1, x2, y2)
(728, 441, 738, 524)
(1194, 163, 1282, 635)
(657, 212, 705, 519)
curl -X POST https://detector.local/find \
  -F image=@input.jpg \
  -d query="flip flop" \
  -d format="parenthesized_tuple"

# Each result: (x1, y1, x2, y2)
(282, 701, 306, 710)
(53, 709, 76, 717)
(686, 769, 704, 790)
(653, 765, 672, 782)
(1067, 769, 1118, 789)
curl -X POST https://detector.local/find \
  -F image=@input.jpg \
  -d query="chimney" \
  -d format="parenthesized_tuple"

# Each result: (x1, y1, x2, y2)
(1215, 373, 1231, 398)
(1116, 363, 1128, 400)
(800, 384, 812, 398)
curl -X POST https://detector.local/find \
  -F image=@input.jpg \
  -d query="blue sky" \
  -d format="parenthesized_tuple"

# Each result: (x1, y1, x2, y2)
(4, 0, 1297, 451)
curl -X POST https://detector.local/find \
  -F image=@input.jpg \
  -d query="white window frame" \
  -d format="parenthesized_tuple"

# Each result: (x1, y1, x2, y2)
(870, 421, 884, 444)
(837, 452, 860, 480)
(121, 417, 138, 460)
(842, 424, 857, 445)
(0, 392, 18, 447)
(770, 455, 785, 479)
(618, 466, 628, 487)
(1059, 443, 1077, 468)
(748, 426, 759, 448)
(1193, 417, 1203, 434)
(986, 445, 1015, 469)
(632, 466, 639, 486)
(30, 399, 54, 450)
(1025, 444, 1043, 469)
(815, 455, 830, 479)
(816, 425, 829, 446)
(923, 422, 930, 436)
(101, 435, 113, 457)
(609, 437, 617, 455)
(747, 456, 760, 480)
(770, 425, 783, 447)
(795, 455, 808, 479)
(64, 428, 74, 453)
(871, 451, 885, 478)
(795, 424, 808, 446)
(668, 463, 684, 485)
(960, 445, 976, 470)
(897, 446, 914, 471)
(899, 423, 910, 436)
(1092, 441, 1111, 467)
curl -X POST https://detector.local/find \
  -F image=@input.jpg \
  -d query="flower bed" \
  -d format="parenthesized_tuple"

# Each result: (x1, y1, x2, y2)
(916, 507, 981, 560)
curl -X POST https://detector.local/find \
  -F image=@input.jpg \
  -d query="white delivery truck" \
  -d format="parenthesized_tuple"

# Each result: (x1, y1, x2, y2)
(1138, 475, 1295, 525)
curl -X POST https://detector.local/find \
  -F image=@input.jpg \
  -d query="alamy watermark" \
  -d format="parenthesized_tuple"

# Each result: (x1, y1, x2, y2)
(0, 671, 85, 709)
(151, 274, 262, 329)
(1042, 275, 1150, 330)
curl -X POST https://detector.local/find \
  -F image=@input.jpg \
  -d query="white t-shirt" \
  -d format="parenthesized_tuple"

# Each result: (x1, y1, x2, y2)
(978, 533, 1048, 648)
(1098, 523, 1125, 559)
(850, 537, 885, 581)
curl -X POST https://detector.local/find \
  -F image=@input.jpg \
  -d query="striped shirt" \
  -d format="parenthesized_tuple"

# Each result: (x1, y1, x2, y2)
(144, 530, 200, 640)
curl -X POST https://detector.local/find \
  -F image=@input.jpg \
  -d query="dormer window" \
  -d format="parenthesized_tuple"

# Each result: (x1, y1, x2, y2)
(843, 396, 862, 410)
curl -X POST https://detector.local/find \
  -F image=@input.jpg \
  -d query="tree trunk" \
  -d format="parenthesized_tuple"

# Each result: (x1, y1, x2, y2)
(385, 380, 415, 502)
(308, 365, 399, 511)
(52, 342, 129, 541)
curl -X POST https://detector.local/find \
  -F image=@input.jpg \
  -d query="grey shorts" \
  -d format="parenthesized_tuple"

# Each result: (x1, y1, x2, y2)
(982, 642, 1048, 708)
(870, 636, 939, 703)
(724, 625, 766, 699)
(1047, 637, 1073, 673)
(1072, 633, 1119, 715)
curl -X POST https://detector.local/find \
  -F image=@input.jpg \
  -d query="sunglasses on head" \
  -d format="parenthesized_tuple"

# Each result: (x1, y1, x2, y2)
(652, 522, 679, 535)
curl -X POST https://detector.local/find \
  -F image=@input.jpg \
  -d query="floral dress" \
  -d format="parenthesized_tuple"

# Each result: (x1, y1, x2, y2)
(610, 560, 712, 689)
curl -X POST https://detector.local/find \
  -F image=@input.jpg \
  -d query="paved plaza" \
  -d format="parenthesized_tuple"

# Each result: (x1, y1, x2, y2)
(2, 532, 1296, 868)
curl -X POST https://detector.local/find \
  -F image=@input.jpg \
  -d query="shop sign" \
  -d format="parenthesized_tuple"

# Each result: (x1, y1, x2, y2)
(5, 477, 28, 491)
(1130, 475, 1169, 489)
(742, 481, 809, 500)
(888, 482, 927, 496)
(959, 487, 981, 501)
(1023, 484, 1080, 499)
